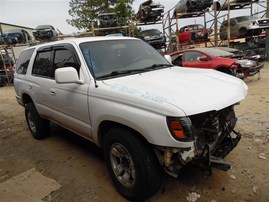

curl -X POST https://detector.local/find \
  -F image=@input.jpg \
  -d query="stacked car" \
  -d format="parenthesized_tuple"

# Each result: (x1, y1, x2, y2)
(32, 25, 58, 41)
(140, 29, 166, 48)
(136, 0, 164, 23)
(97, 13, 118, 28)
(177, 24, 212, 44)
(174, 0, 212, 17)
(0, 29, 31, 45)
(219, 16, 269, 39)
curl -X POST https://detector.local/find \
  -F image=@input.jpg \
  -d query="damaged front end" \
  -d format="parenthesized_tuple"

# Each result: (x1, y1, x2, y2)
(156, 105, 241, 177)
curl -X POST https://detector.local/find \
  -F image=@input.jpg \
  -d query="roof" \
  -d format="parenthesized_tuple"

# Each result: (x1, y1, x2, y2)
(23, 36, 139, 50)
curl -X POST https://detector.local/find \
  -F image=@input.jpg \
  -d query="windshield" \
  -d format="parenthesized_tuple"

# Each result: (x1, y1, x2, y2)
(80, 39, 170, 79)
(36, 25, 51, 29)
(141, 29, 160, 36)
(236, 16, 257, 22)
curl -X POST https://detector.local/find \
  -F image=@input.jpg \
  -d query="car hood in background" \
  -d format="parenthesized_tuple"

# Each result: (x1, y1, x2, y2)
(101, 66, 248, 116)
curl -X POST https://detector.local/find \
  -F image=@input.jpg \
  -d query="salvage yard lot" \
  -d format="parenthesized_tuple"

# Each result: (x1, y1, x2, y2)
(0, 63, 269, 202)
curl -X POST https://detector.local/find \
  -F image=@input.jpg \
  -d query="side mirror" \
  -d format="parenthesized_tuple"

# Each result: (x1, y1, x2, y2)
(55, 67, 84, 84)
(199, 55, 208, 61)
(164, 55, 172, 64)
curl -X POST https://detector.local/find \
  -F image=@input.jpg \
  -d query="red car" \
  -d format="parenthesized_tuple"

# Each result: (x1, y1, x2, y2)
(168, 48, 263, 79)
(177, 24, 212, 44)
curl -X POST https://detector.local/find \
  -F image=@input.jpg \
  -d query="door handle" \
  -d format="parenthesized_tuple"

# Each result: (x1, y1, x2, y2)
(50, 89, 56, 96)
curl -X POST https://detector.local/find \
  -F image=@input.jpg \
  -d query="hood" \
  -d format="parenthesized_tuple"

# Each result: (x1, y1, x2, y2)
(100, 67, 248, 116)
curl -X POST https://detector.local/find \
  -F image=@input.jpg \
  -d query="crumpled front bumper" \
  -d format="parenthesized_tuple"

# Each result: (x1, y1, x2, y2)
(193, 129, 242, 174)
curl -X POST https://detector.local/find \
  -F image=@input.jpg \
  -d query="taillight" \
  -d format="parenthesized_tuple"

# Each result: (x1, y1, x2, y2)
(167, 117, 194, 141)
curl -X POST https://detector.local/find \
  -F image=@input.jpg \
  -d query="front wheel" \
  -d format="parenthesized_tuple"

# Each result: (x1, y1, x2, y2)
(103, 128, 162, 201)
(25, 102, 50, 139)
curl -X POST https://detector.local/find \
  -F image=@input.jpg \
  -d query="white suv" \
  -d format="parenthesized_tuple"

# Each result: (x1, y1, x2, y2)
(14, 37, 248, 201)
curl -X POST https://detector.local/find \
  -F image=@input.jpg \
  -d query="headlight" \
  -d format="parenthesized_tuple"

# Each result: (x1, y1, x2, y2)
(236, 59, 256, 68)
(144, 36, 150, 40)
(44, 29, 51, 31)
(167, 117, 194, 141)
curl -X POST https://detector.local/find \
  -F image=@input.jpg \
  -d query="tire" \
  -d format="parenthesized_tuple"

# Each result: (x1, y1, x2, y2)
(25, 102, 50, 139)
(103, 127, 162, 201)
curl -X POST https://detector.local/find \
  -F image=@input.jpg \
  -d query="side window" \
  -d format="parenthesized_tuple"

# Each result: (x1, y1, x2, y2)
(16, 48, 35, 74)
(184, 51, 204, 62)
(53, 49, 80, 74)
(171, 54, 183, 66)
(32, 51, 53, 78)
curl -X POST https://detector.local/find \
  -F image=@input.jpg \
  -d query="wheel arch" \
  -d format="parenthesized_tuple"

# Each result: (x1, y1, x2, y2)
(216, 66, 233, 75)
(97, 120, 150, 150)
(21, 93, 34, 106)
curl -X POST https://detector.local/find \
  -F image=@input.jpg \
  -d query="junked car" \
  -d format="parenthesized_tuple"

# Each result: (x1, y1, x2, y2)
(140, 29, 166, 48)
(220, 16, 269, 39)
(178, 24, 212, 44)
(136, 0, 164, 23)
(213, 0, 257, 11)
(1, 29, 31, 45)
(98, 13, 118, 28)
(168, 47, 263, 79)
(174, 0, 212, 17)
(33, 25, 58, 41)
(14, 37, 247, 201)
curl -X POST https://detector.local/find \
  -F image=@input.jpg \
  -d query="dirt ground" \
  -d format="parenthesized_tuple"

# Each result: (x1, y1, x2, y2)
(0, 63, 269, 202)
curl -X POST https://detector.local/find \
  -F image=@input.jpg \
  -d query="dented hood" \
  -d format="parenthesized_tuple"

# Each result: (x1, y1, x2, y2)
(101, 66, 248, 116)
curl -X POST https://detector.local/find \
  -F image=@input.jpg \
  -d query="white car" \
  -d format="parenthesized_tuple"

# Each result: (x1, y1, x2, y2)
(14, 36, 247, 201)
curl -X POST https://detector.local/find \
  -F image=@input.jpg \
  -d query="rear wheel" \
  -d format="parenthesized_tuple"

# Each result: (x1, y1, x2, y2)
(103, 127, 162, 201)
(25, 102, 50, 139)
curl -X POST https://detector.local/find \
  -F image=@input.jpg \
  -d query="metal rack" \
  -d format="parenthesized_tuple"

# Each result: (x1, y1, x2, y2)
(0, 45, 16, 85)
(162, 0, 267, 53)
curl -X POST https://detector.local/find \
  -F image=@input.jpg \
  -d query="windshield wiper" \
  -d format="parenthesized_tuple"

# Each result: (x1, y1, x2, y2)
(97, 64, 173, 79)
(97, 68, 148, 79)
(144, 63, 173, 70)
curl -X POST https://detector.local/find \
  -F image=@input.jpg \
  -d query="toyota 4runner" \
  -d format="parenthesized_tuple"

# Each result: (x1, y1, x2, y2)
(14, 37, 248, 201)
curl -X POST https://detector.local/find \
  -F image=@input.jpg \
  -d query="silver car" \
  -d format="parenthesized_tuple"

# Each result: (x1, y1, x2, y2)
(213, 0, 258, 10)
(219, 16, 269, 39)
(174, 0, 212, 17)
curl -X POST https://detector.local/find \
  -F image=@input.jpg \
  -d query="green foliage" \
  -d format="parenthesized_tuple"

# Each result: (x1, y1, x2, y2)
(67, 0, 134, 32)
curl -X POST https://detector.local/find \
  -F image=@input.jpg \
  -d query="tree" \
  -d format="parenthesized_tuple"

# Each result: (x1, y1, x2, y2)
(67, 0, 134, 31)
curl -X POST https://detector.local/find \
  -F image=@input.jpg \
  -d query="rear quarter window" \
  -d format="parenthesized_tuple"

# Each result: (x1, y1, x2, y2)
(16, 48, 35, 74)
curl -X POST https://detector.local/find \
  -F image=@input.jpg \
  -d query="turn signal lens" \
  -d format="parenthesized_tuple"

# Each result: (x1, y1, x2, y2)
(167, 117, 194, 141)
(170, 121, 185, 139)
